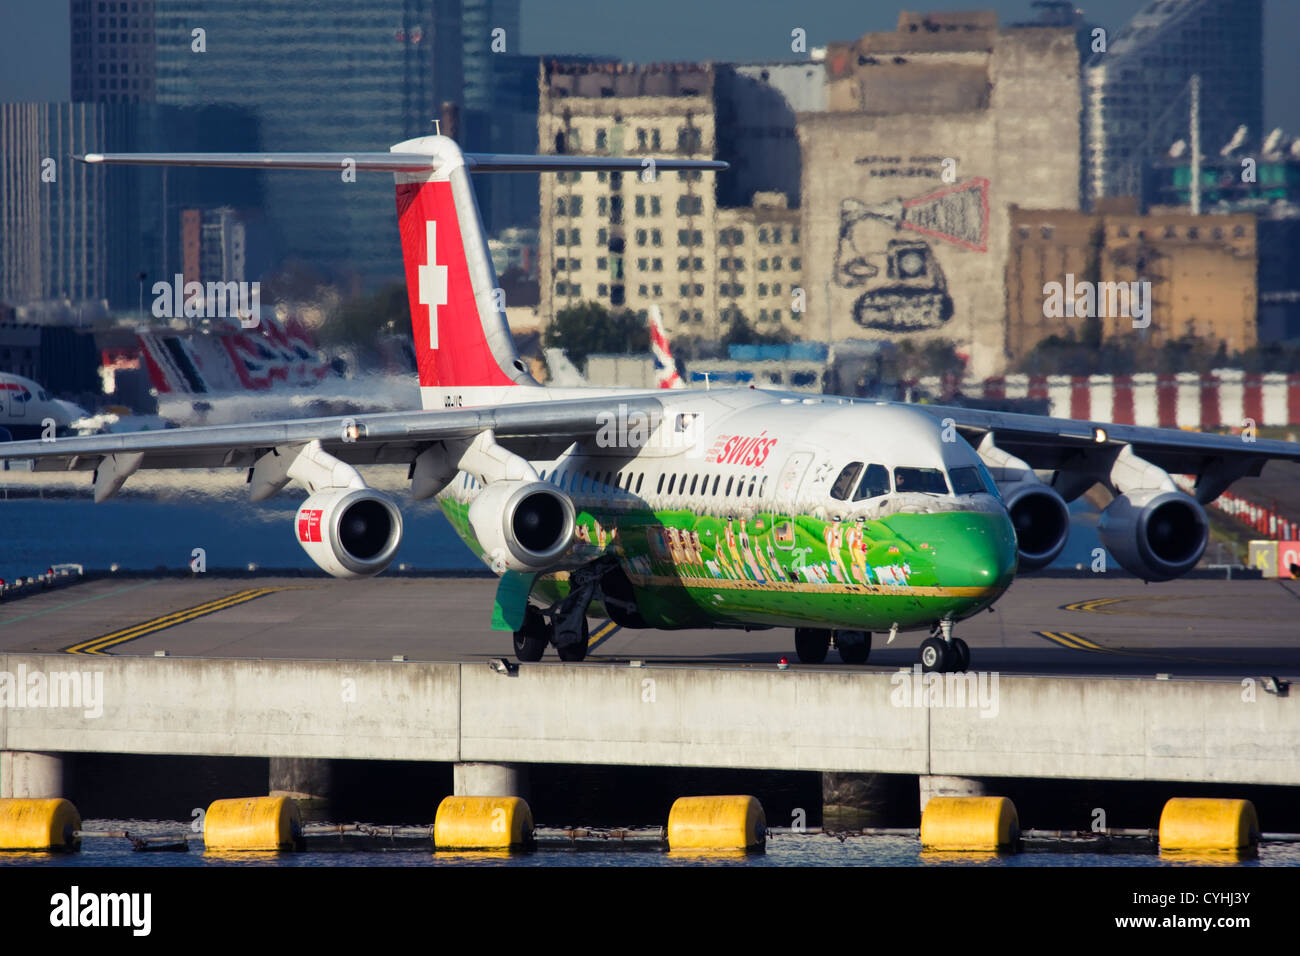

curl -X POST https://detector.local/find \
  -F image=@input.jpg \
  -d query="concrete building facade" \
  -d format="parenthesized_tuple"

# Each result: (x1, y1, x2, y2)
(538, 62, 723, 335)
(1005, 206, 1258, 358)
(800, 12, 1081, 378)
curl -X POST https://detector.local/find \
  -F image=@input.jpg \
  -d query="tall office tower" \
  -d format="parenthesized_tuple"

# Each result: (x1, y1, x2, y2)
(0, 103, 108, 305)
(1083, 0, 1262, 205)
(70, 0, 158, 104)
(71, 0, 467, 293)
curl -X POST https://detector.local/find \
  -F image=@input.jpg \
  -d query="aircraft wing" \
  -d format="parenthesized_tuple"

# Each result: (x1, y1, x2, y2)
(0, 394, 664, 474)
(909, 402, 1300, 501)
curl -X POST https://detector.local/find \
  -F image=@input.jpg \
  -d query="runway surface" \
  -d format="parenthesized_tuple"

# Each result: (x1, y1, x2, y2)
(2, 572, 1297, 679)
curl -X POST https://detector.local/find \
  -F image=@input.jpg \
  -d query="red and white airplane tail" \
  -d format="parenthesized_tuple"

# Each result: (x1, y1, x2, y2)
(81, 137, 724, 408)
(647, 305, 685, 390)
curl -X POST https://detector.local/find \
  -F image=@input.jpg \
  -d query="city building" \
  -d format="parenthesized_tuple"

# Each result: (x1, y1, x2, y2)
(800, 11, 1081, 378)
(1083, 0, 1262, 206)
(0, 102, 109, 306)
(1005, 205, 1258, 358)
(715, 193, 802, 330)
(538, 61, 722, 334)
(537, 60, 821, 339)
(71, 0, 471, 295)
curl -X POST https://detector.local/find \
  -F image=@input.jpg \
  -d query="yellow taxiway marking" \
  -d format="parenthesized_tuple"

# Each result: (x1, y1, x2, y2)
(1036, 631, 1237, 665)
(587, 619, 620, 654)
(64, 587, 293, 655)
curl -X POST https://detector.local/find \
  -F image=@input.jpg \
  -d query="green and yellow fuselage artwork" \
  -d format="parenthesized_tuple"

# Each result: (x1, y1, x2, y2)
(437, 396, 1021, 635)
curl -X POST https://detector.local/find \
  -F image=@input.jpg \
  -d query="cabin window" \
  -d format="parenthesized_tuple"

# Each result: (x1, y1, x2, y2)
(689, 475, 698, 495)
(853, 463, 891, 500)
(657, 474, 665, 494)
(636, 474, 645, 494)
(725, 476, 735, 496)
(712, 475, 720, 496)
(831, 462, 863, 500)
(759, 476, 768, 498)
(894, 467, 948, 495)
(747, 476, 757, 497)
(667, 474, 676, 494)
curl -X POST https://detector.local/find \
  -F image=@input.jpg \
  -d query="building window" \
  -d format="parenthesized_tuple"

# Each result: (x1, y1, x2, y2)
(790, 257, 801, 270)
(555, 229, 566, 247)
(652, 258, 663, 271)
(772, 256, 782, 270)
(758, 228, 769, 243)
(569, 229, 580, 246)
(651, 196, 661, 215)
(651, 229, 662, 246)
(676, 195, 703, 215)
(597, 196, 608, 215)
(758, 259, 768, 271)
(597, 228, 608, 246)
(635, 195, 645, 216)
(636, 229, 647, 246)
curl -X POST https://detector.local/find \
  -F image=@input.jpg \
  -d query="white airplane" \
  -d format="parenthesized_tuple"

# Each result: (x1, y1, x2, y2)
(3, 135, 1298, 672)
(0, 372, 91, 442)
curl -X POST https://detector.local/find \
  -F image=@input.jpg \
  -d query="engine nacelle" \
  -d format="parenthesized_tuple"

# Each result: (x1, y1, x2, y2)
(468, 480, 576, 572)
(1002, 484, 1071, 572)
(295, 488, 403, 578)
(1098, 489, 1208, 581)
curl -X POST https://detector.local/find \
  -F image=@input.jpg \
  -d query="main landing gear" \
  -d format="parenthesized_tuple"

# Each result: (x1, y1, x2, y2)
(793, 628, 873, 665)
(512, 560, 609, 663)
(512, 605, 591, 662)
(918, 619, 970, 673)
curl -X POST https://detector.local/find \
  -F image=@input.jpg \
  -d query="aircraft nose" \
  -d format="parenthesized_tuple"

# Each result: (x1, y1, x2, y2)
(938, 511, 1019, 591)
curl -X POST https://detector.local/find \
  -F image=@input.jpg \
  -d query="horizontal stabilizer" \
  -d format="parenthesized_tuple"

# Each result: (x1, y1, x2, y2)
(77, 151, 727, 175)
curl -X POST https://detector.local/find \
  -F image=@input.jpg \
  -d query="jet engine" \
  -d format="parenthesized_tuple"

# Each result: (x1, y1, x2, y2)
(468, 479, 576, 572)
(1001, 483, 1071, 572)
(294, 488, 403, 578)
(1097, 489, 1208, 581)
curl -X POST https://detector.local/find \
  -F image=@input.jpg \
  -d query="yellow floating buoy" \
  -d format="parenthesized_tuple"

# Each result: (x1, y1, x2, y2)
(667, 795, 766, 851)
(434, 796, 534, 850)
(203, 796, 301, 851)
(1159, 798, 1259, 853)
(921, 796, 1020, 852)
(0, 798, 81, 851)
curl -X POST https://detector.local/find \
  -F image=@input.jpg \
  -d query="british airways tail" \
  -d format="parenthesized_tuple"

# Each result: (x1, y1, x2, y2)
(80, 139, 726, 410)
(647, 305, 685, 390)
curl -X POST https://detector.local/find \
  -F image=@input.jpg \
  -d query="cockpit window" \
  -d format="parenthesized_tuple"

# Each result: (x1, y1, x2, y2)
(894, 466, 948, 495)
(830, 462, 863, 500)
(852, 463, 891, 500)
(949, 466, 989, 496)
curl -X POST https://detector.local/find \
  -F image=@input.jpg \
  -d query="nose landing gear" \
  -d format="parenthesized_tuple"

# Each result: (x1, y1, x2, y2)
(918, 619, 969, 673)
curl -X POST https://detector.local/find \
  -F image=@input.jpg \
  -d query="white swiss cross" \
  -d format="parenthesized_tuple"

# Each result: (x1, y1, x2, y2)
(417, 220, 449, 348)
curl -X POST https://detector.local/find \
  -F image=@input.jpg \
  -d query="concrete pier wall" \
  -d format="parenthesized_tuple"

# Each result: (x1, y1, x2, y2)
(1, 653, 1295, 787)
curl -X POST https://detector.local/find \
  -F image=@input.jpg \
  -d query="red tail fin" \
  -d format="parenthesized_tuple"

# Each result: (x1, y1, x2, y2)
(393, 137, 532, 405)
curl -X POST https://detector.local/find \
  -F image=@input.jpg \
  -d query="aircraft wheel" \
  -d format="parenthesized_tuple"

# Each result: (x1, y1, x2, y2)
(950, 638, 971, 672)
(836, 630, 872, 665)
(513, 607, 548, 662)
(556, 617, 590, 662)
(919, 637, 949, 673)
(794, 627, 831, 664)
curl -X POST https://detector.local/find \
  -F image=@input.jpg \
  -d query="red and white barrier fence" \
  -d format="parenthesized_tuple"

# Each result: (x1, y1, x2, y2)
(923, 371, 1300, 429)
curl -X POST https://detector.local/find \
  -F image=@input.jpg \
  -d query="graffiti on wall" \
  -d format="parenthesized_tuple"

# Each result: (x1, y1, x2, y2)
(834, 177, 990, 333)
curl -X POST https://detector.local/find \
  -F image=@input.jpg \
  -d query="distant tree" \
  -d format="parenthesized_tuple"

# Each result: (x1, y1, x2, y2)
(722, 313, 793, 348)
(543, 301, 648, 370)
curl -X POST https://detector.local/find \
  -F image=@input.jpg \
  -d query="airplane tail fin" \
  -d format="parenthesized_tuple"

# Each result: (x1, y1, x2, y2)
(80, 140, 725, 407)
(648, 305, 685, 389)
